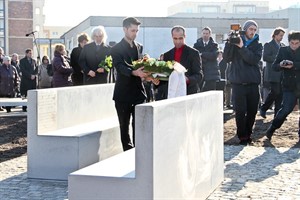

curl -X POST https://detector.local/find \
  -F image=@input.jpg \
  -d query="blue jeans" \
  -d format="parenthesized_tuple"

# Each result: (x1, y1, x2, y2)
(272, 91, 298, 133)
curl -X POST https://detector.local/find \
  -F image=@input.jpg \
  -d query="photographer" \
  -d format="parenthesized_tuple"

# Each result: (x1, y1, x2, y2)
(223, 20, 263, 145)
(265, 31, 300, 142)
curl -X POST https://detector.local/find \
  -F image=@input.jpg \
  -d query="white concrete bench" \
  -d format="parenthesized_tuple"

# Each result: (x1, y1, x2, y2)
(0, 97, 27, 106)
(27, 84, 123, 180)
(68, 91, 224, 200)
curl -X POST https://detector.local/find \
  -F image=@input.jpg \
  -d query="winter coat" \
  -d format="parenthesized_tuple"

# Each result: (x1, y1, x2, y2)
(223, 34, 263, 85)
(263, 39, 285, 83)
(193, 37, 220, 81)
(38, 63, 53, 88)
(52, 51, 73, 87)
(0, 64, 19, 97)
(19, 56, 38, 96)
(272, 46, 300, 95)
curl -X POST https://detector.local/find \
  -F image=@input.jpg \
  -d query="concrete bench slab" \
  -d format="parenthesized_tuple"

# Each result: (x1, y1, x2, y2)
(68, 91, 224, 200)
(27, 84, 123, 180)
(0, 98, 27, 106)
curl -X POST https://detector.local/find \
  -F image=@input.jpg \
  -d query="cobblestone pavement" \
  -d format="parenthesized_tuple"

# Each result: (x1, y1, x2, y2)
(0, 146, 299, 200)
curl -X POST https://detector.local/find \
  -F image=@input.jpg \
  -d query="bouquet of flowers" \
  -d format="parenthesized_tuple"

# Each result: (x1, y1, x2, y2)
(98, 55, 113, 72)
(129, 55, 175, 81)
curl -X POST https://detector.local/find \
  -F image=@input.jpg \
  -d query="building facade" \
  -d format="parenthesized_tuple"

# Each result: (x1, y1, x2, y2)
(168, 0, 269, 16)
(61, 16, 288, 59)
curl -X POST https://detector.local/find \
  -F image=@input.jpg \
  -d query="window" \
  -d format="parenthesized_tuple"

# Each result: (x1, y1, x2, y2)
(35, 7, 40, 15)
(198, 6, 220, 13)
(0, 0, 3, 10)
(0, 19, 3, 29)
(0, 38, 4, 47)
(233, 5, 256, 13)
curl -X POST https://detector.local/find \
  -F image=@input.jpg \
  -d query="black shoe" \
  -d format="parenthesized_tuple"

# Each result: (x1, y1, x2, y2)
(259, 108, 266, 118)
(266, 126, 275, 141)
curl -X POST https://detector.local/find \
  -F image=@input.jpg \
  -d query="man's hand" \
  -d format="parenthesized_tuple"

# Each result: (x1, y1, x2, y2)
(88, 70, 96, 77)
(145, 76, 160, 85)
(97, 68, 104, 73)
(31, 75, 36, 80)
(235, 37, 244, 48)
(132, 67, 148, 78)
(280, 60, 293, 69)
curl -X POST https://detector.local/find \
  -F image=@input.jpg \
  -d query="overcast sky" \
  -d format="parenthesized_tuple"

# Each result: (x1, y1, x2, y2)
(43, 0, 300, 26)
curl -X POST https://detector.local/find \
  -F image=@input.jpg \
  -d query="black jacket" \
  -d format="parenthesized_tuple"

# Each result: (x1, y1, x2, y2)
(79, 42, 111, 84)
(163, 45, 202, 95)
(263, 39, 284, 83)
(19, 56, 38, 96)
(272, 46, 300, 93)
(223, 35, 263, 84)
(111, 38, 146, 104)
(0, 64, 19, 97)
(193, 37, 220, 81)
(70, 45, 84, 84)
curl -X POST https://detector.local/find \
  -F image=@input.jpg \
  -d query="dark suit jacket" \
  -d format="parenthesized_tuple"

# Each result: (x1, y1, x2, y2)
(19, 56, 38, 96)
(79, 42, 111, 84)
(70, 45, 84, 85)
(111, 38, 146, 104)
(163, 44, 202, 95)
(263, 39, 285, 83)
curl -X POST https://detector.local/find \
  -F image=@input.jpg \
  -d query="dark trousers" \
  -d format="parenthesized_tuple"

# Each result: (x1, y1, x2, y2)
(155, 81, 168, 101)
(232, 84, 260, 141)
(260, 82, 283, 116)
(115, 101, 142, 151)
(272, 91, 299, 133)
(201, 80, 217, 92)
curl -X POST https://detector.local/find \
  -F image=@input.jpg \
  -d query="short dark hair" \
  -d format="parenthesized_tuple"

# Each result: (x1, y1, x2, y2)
(171, 25, 186, 35)
(288, 31, 300, 42)
(202, 26, 212, 34)
(25, 48, 32, 54)
(78, 33, 89, 43)
(272, 27, 285, 38)
(42, 55, 49, 61)
(123, 17, 141, 28)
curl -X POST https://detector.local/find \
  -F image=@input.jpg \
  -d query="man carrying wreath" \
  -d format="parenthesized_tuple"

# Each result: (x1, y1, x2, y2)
(155, 25, 203, 100)
(111, 17, 159, 151)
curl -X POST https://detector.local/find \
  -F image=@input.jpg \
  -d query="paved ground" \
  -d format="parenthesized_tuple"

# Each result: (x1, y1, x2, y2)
(0, 145, 299, 200)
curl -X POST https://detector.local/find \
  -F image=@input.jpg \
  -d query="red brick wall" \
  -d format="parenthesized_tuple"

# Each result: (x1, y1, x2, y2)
(7, 0, 33, 56)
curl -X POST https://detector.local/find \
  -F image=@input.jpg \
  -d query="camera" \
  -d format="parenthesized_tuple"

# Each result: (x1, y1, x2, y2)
(226, 24, 245, 44)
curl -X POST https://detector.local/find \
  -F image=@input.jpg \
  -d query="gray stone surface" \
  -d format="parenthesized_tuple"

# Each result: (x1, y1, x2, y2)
(27, 84, 122, 180)
(1, 145, 300, 199)
(68, 91, 224, 200)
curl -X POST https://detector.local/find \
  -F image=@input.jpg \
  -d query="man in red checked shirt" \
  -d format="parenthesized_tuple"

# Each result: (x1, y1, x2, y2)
(155, 25, 203, 100)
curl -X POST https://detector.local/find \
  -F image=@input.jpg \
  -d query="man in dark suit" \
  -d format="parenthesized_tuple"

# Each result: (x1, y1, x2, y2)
(111, 17, 152, 151)
(193, 27, 220, 92)
(70, 33, 89, 85)
(259, 27, 285, 118)
(156, 25, 202, 100)
(20, 48, 38, 112)
(79, 26, 111, 85)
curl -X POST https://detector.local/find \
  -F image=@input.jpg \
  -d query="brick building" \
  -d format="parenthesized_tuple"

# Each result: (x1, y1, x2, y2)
(2, 0, 45, 58)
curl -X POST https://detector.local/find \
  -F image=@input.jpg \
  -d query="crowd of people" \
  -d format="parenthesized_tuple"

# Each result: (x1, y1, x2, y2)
(0, 17, 299, 147)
